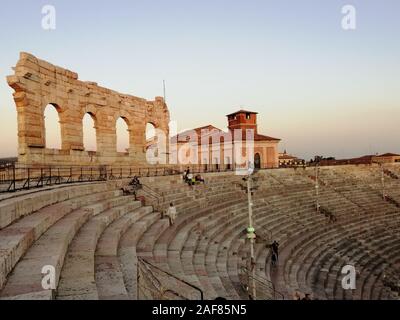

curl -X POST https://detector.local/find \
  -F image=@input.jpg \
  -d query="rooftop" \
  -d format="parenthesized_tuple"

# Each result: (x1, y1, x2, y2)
(171, 126, 280, 142)
(226, 110, 258, 117)
(378, 153, 400, 157)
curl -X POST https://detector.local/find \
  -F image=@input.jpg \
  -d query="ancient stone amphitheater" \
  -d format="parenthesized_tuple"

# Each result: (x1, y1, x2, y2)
(0, 164, 399, 300)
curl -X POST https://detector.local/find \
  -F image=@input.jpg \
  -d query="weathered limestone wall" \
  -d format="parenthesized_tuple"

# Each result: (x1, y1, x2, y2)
(7, 52, 170, 166)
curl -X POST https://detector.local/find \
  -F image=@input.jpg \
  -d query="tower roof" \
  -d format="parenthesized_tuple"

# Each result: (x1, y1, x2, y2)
(226, 110, 258, 117)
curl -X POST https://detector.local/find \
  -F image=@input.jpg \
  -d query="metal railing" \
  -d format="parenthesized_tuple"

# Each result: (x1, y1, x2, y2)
(137, 257, 203, 300)
(0, 161, 318, 195)
(0, 163, 239, 194)
(139, 184, 165, 213)
(239, 266, 284, 300)
(0, 157, 17, 168)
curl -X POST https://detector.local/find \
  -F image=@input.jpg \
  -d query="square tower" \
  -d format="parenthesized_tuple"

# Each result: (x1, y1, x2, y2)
(226, 110, 258, 134)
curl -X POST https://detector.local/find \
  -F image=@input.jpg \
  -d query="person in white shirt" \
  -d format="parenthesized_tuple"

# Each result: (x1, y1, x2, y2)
(186, 173, 194, 186)
(166, 202, 177, 226)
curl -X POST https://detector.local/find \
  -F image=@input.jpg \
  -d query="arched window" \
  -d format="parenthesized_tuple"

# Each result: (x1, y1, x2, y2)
(116, 117, 130, 153)
(44, 104, 61, 149)
(82, 113, 97, 151)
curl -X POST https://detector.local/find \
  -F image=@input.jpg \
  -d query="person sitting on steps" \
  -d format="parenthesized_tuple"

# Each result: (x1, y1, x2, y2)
(183, 167, 190, 181)
(186, 172, 194, 186)
(195, 174, 205, 184)
(129, 176, 142, 189)
(121, 176, 142, 195)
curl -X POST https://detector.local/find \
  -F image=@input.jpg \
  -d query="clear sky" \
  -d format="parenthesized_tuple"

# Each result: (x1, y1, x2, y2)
(0, 0, 399, 160)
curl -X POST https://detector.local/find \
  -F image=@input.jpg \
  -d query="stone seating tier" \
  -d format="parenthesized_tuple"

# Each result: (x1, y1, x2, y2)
(0, 164, 399, 300)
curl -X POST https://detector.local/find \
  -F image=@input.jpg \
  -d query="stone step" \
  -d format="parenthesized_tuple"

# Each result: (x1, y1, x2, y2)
(0, 182, 113, 229)
(0, 189, 121, 290)
(0, 193, 134, 299)
(118, 212, 161, 299)
(95, 206, 154, 300)
(55, 198, 140, 300)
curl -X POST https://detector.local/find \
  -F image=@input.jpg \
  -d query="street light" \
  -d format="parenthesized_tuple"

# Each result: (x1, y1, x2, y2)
(244, 161, 257, 299)
(315, 162, 320, 213)
(379, 162, 386, 199)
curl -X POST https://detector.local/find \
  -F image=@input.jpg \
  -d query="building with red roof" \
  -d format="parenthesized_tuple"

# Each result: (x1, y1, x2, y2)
(170, 110, 280, 169)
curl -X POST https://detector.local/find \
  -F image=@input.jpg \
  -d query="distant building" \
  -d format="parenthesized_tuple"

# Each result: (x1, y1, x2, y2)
(171, 110, 280, 170)
(372, 153, 400, 164)
(312, 153, 400, 166)
(279, 150, 305, 167)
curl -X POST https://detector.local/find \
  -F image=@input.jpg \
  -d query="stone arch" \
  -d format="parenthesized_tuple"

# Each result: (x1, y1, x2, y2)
(40, 95, 72, 150)
(145, 122, 157, 140)
(112, 110, 132, 127)
(111, 109, 133, 153)
(82, 113, 97, 152)
(41, 97, 68, 148)
(144, 119, 162, 146)
(43, 104, 62, 149)
(144, 118, 169, 163)
(40, 95, 67, 115)
(116, 116, 130, 153)
(80, 105, 99, 152)
(145, 122, 158, 164)
(82, 104, 98, 119)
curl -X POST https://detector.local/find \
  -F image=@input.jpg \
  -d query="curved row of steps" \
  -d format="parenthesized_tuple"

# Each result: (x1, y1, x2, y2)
(96, 174, 248, 300)
(55, 197, 142, 300)
(95, 206, 154, 300)
(0, 165, 399, 300)
(0, 182, 123, 294)
(0, 181, 156, 300)
(262, 186, 400, 300)
(128, 167, 400, 300)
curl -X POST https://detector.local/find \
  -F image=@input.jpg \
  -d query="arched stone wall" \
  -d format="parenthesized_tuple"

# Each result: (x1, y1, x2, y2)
(7, 52, 170, 166)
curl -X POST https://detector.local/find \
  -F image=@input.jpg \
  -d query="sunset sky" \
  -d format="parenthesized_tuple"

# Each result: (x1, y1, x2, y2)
(0, 0, 399, 160)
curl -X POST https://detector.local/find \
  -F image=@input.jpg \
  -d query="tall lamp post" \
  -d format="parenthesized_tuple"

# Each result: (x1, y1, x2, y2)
(380, 162, 386, 199)
(315, 162, 320, 213)
(245, 162, 257, 299)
